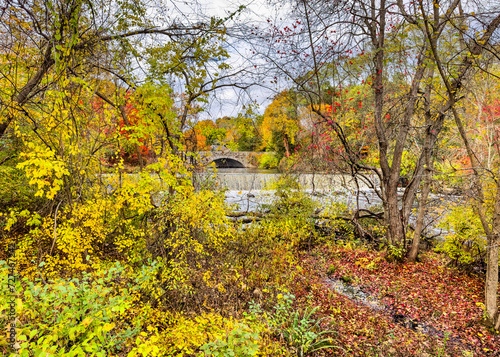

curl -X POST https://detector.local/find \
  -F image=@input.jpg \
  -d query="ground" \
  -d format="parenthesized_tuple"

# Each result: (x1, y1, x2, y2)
(284, 242, 500, 356)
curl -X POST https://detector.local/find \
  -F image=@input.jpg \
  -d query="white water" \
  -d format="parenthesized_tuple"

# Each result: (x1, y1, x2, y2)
(207, 169, 381, 191)
(200, 169, 449, 238)
(194, 169, 383, 212)
(224, 188, 383, 213)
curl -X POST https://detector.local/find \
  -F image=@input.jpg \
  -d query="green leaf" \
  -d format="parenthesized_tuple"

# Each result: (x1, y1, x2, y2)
(28, 329, 38, 339)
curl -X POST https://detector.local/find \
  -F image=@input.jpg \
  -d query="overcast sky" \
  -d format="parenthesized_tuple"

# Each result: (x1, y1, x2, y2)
(193, 0, 282, 121)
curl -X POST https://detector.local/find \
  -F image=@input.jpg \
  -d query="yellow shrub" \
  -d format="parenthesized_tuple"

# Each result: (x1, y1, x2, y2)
(16, 142, 70, 200)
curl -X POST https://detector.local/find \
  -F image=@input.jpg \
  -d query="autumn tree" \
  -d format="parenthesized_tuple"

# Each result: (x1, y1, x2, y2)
(254, 0, 500, 326)
(231, 105, 263, 151)
(254, 0, 500, 261)
(261, 90, 301, 158)
(184, 119, 226, 151)
(0, 0, 250, 282)
(144, 8, 259, 153)
(427, 20, 500, 328)
(0, 1, 162, 134)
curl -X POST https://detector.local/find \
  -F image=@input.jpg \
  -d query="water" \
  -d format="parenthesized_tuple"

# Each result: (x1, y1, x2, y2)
(224, 189, 382, 213)
(325, 278, 452, 338)
(198, 168, 449, 238)
(206, 169, 381, 191)
(216, 168, 279, 174)
(203, 169, 382, 213)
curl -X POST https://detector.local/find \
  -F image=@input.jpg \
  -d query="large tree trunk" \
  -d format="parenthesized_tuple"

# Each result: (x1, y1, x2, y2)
(367, 0, 404, 246)
(283, 133, 291, 158)
(0, 45, 54, 141)
(407, 168, 431, 262)
(383, 176, 405, 246)
(385, 194, 403, 245)
(367, 0, 429, 247)
(485, 182, 500, 329)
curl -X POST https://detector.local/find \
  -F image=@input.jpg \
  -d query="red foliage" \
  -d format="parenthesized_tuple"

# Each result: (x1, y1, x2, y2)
(93, 91, 153, 164)
(289, 245, 500, 356)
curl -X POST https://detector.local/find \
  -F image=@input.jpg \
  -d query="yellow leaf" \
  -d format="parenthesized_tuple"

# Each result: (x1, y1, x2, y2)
(103, 322, 115, 332)
(81, 317, 93, 326)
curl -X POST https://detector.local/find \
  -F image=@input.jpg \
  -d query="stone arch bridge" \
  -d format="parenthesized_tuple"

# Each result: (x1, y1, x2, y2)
(194, 150, 265, 168)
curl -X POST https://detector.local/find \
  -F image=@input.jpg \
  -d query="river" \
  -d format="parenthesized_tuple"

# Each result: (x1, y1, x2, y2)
(196, 168, 383, 213)
(194, 168, 452, 237)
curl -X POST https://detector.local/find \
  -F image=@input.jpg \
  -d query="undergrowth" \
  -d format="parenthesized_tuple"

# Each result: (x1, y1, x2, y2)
(1, 174, 498, 356)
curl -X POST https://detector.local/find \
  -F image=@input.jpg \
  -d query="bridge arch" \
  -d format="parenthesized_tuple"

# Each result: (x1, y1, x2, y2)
(196, 151, 265, 168)
(210, 157, 245, 168)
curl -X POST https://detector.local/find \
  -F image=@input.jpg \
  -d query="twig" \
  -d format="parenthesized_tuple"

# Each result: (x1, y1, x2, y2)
(49, 200, 64, 256)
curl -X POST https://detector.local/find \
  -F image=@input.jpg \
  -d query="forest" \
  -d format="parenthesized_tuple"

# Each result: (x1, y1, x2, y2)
(1, 0, 500, 355)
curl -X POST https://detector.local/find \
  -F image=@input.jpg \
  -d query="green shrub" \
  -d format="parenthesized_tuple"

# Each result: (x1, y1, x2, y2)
(260, 176, 317, 247)
(0, 261, 142, 356)
(249, 294, 337, 357)
(200, 323, 260, 357)
(384, 242, 406, 262)
(259, 153, 279, 169)
(0, 167, 43, 213)
(436, 204, 485, 269)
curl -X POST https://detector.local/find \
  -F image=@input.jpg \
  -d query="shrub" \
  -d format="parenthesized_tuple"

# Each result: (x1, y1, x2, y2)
(0, 262, 142, 356)
(152, 312, 282, 356)
(250, 294, 337, 357)
(259, 153, 279, 169)
(259, 176, 317, 248)
(162, 313, 239, 356)
(436, 204, 485, 270)
(200, 323, 260, 357)
(0, 167, 43, 214)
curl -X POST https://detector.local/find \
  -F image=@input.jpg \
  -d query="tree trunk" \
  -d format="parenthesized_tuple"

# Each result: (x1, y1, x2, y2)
(408, 67, 434, 262)
(384, 179, 405, 246)
(0, 45, 54, 141)
(485, 181, 500, 329)
(283, 133, 291, 158)
(408, 167, 431, 262)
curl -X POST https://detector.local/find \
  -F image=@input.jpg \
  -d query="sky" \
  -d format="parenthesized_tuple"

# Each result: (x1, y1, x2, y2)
(142, 0, 297, 121)
(153, 0, 500, 122)
(190, 0, 281, 120)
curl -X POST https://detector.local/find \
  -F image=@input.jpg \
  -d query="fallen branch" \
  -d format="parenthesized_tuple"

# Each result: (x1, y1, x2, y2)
(226, 211, 265, 218)
(230, 217, 264, 224)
